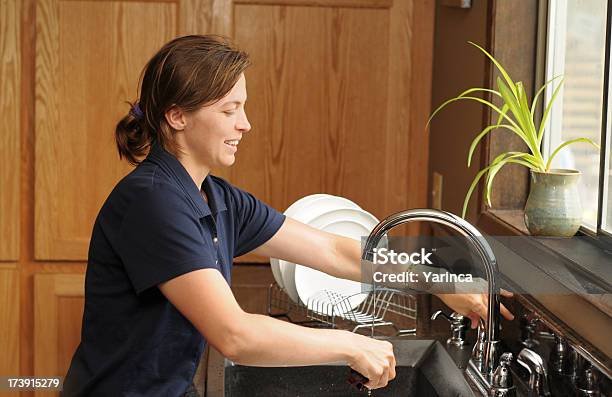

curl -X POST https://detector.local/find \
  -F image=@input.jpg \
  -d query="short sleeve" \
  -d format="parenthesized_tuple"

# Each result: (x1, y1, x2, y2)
(117, 185, 218, 294)
(230, 186, 286, 257)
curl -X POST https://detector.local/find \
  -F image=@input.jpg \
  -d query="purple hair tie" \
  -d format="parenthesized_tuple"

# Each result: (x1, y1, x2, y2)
(130, 103, 144, 121)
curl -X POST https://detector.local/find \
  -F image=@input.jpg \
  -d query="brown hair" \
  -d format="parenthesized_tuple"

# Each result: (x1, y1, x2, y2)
(115, 35, 251, 165)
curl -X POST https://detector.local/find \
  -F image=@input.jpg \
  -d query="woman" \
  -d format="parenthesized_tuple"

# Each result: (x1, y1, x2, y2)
(62, 35, 513, 396)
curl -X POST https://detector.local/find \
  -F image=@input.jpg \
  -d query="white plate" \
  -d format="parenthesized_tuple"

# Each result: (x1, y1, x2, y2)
(270, 194, 328, 289)
(294, 208, 379, 312)
(278, 196, 362, 304)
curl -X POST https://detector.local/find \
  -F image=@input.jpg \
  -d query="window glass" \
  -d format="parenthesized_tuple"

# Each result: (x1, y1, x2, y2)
(545, 0, 607, 230)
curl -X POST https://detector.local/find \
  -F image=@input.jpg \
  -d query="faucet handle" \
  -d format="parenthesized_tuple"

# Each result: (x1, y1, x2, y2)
(520, 313, 540, 348)
(471, 318, 486, 368)
(431, 310, 470, 347)
(491, 352, 516, 396)
(517, 348, 551, 396)
(576, 363, 601, 396)
(549, 335, 571, 375)
(499, 352, 513, 367)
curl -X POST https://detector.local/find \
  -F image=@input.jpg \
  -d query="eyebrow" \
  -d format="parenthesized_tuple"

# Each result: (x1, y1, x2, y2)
(223, 100, 246, 106)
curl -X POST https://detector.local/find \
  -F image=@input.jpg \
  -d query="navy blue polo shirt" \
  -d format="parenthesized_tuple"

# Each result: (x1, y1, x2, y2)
(62, 142, 285, 397)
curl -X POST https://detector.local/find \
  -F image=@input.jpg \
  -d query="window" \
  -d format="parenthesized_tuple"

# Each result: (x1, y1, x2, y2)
(543, 0, 607, 232)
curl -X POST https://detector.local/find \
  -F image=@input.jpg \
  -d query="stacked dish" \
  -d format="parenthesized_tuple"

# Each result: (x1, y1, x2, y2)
(270, 194, 379, 315)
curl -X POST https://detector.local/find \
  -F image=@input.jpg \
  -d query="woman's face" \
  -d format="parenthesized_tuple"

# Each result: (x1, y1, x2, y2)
(178, 73, 251, 171)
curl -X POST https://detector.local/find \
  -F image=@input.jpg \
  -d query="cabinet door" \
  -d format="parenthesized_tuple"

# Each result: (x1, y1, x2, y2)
(33, 273, 85, 397)
(0, 0, 20, 261)
(33, 0, 218, 260)
(0, 266, 19, 396)
(212, 0, 432, 240)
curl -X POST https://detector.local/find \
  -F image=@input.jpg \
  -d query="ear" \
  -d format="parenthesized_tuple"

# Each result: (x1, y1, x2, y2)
(165, 106, 186, 131)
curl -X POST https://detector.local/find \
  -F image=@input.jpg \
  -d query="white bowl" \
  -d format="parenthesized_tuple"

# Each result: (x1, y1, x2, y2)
(294, 208, 379, 312)
(278, 196, 361, 304)
(270, 194, 328, 289)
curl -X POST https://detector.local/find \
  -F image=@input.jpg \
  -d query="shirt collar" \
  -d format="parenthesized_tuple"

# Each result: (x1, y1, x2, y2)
(146, 141, 227, 217)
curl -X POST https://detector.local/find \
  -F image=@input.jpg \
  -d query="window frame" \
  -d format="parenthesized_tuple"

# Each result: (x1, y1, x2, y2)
(598, 0, 612, 242)
(542, 0, 610, 234)
(479, 0, 612, 250)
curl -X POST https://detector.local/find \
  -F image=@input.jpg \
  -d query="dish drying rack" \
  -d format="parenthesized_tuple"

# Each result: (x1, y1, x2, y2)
(267, 283, 418, 336)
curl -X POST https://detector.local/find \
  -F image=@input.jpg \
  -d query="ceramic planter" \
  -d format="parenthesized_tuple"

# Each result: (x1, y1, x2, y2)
(524, 169, 582, 237)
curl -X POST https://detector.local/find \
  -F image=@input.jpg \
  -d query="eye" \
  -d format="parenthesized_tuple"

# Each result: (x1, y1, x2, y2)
(223, 109, 237, 116)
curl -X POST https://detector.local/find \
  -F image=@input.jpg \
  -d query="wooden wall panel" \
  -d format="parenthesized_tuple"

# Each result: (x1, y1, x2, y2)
(231, 264, 275, 314)
(56, 296, 84, 381)
(35, 0, 178, 260)
(227, 4, 391, 220)
(235, 0, 392, 8)
(0, 266, 19, 396)
(0, 0, 20, 260)
(34, 273, 84, 397)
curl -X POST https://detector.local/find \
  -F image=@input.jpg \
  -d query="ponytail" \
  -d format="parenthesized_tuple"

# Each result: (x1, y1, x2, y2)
(115, 102, 152, 165)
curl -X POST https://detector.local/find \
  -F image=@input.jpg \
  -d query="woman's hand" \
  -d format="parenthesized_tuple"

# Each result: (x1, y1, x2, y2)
(345, 332, 396, 390)
(436, 290, 515, 329)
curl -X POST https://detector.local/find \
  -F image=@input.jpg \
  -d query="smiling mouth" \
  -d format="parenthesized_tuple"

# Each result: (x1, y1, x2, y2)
(224, 139, 240, 147)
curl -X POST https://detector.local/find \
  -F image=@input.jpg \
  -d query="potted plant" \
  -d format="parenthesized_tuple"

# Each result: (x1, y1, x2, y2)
(428, 42, 599, 237)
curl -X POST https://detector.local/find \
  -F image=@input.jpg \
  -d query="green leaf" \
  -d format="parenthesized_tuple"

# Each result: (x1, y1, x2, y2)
(428, 87, 502, 127)
(428, 95, 522, 132)
(530, 75, 563, 118)
(497, 79, 542, 160)
(545, 137, 601, 171)
(462, 166, 491, 219)
(538, 77, 565, 146)
(497, 79, 530, 139)
(495, 103, 510, 126)
(484, 153, 537, 206)
(467, 124, 515, 167)
(463, 152, 538, 218)
(516, 82, 539, 146)
(457, 87, 502, 99)
(468, 41, 517, 96)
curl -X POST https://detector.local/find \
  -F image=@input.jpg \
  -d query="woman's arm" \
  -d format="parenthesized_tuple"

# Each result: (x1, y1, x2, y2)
(250, 217, 363, 281)
(158, 268, 395, 389)
(252, 217, 514, 324)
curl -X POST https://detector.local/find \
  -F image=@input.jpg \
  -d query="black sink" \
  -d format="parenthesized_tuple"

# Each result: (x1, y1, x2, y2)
(208, 339, 477, 397)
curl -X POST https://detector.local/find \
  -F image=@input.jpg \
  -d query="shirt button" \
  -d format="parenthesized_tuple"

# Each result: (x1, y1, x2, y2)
(215, 260, 218, 265)
(213, 237, 218, 244)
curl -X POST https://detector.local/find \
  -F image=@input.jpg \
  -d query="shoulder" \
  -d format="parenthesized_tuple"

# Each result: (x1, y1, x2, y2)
(108, 163, 193, 218)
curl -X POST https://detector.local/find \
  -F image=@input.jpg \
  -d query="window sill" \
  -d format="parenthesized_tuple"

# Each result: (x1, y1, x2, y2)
(476, 209, 612, 358)
(481, 209, 611, 290)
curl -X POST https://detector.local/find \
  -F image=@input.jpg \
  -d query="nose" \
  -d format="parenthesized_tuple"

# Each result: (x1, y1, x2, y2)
(236, 109, 251, 133)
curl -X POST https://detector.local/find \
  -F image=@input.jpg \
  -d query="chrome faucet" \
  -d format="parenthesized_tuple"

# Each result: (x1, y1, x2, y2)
(517, 348, 551, 396)
(361, 209, 503, 377)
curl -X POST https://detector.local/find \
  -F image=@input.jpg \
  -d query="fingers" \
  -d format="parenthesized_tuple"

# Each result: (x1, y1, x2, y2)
(364, 367, 386, 390)
(389, 352, 397, 380)
(500, 288, 514, 298)
(467, 312, 480, 329)
(362, 341, 395, 390)
(476, 295, 488, 321)
(500, 302, 515, 320)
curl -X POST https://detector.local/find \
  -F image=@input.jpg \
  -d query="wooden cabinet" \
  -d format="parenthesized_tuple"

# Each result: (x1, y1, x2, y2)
(0, 266, 20, 396)
(34, 0, 432, 262)
(231, 264, 275, 315)
(0, 0, 21, 261)
(33, 274, 84, 397)
(1, 0, 434, 394)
